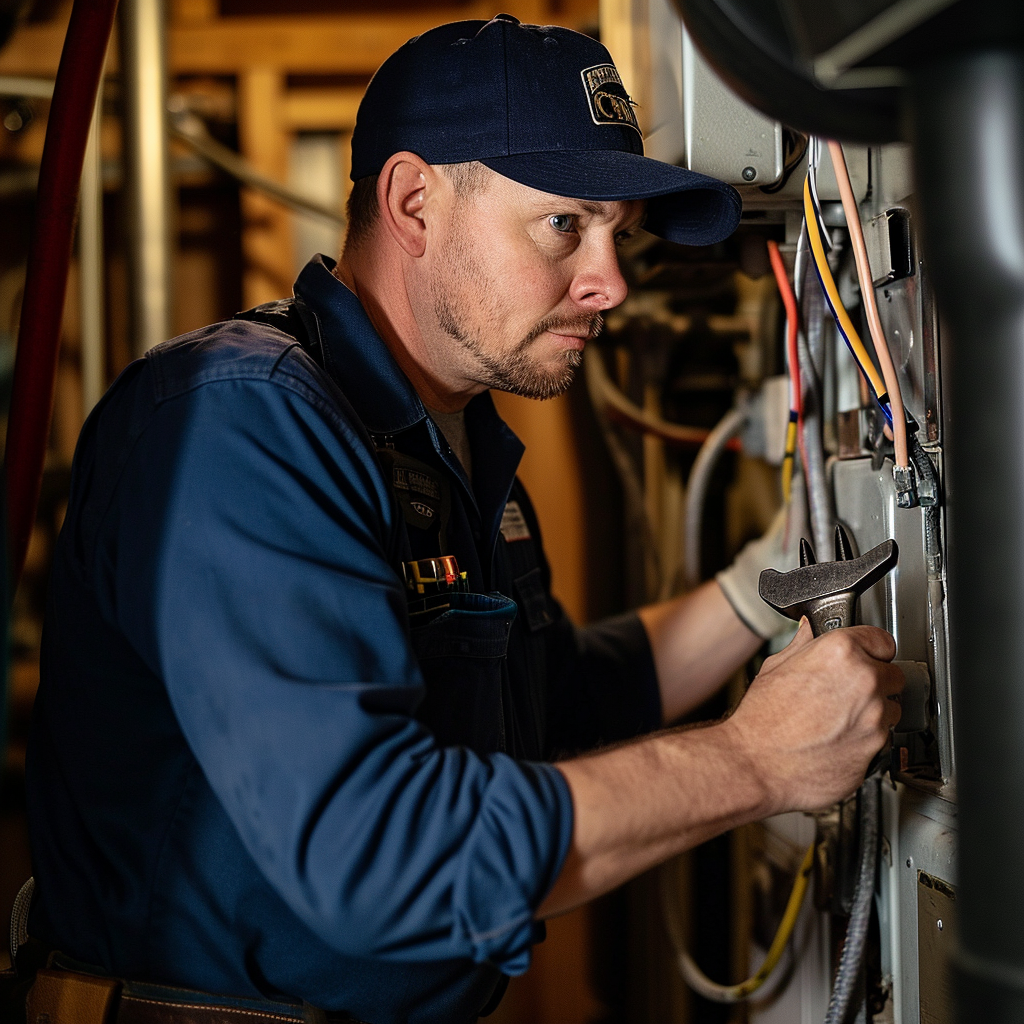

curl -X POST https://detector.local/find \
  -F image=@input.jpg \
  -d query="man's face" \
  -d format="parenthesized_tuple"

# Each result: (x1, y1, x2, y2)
(427, 168, 643, 400)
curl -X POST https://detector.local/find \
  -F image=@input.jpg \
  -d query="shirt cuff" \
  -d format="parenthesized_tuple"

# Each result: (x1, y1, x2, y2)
(454, 758, 574, 975)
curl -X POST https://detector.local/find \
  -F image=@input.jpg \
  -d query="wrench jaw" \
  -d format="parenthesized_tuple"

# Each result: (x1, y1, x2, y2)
(757, 525, 899, 639)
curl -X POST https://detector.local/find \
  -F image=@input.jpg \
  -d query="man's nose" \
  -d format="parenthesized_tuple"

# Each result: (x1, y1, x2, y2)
(569, 238, 629, 311)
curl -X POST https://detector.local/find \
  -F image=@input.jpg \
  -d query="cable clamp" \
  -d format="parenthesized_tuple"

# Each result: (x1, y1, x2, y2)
(893, 463, 918, 509)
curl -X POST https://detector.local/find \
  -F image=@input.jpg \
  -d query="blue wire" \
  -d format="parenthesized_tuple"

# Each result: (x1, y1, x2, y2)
(805, 191, 894, 428)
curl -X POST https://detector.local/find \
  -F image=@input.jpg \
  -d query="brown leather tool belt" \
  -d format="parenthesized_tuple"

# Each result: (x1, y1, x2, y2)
(23, 961, 369, 1024)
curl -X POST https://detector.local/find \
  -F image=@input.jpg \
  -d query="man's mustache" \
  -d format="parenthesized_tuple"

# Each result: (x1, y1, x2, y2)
(523, 313, 605, 346)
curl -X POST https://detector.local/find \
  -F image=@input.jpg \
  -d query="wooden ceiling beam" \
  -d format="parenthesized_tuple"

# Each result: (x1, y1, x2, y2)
(282, 88, 362, 132)
(0, 1, 597, 78)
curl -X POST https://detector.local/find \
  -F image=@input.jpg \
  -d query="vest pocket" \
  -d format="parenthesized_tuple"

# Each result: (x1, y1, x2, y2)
(410, 593, 517, 756)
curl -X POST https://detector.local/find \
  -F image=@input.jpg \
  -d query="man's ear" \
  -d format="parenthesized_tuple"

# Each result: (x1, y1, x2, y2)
(377, 152, 436, 258)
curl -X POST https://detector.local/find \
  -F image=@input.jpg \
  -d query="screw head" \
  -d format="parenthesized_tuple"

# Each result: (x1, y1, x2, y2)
(741, 166, 757, 182)
(906, 858, 913, 868)
(937, 919, 944, 931)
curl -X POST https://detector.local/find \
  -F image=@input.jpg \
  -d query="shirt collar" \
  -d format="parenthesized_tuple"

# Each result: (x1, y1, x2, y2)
(293, 254, 427, 436)
(292, 256, 525, 534)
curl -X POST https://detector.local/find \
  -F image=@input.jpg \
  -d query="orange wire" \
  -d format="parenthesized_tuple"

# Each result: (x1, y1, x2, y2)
(767, 240, 802, 420)
(826, 140, 909, 469)
(768, 239, 803, 503)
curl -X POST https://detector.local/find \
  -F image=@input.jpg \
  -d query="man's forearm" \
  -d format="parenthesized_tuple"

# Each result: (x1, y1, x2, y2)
(537, 718, 770, 918)
(638, 580, 763, 724)
(539, 621, 903, 921)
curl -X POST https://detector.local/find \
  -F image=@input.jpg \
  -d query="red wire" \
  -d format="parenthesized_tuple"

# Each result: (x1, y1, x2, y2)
(767, 240, 802, 423)
(5, 0, 119, 583)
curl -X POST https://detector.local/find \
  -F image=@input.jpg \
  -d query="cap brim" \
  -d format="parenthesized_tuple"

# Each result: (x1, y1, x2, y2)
(479, 150, 742, 247)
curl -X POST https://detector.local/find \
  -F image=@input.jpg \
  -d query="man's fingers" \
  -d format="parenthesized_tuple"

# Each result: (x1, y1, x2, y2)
(882, 694, 903, 730)
(842, 624, 897, 662)
(762, 617, 813, 670)
(878, 663, 906, 697)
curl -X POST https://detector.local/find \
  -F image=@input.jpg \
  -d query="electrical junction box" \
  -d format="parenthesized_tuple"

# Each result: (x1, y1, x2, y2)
(606, 0, 870, 202)
(646, 18, 784, 186)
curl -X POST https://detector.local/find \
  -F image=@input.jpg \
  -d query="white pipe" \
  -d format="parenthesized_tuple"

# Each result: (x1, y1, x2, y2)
(682, 405, 747, 591)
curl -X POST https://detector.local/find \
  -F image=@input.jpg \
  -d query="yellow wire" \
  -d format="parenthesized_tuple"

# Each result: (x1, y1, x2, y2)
(676, 842, 815, 1001)
(802, 177, 888, 402)
(781, 418, 797, 503)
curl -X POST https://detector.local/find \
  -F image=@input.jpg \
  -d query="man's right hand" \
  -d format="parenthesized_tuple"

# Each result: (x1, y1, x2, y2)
(722, 618, 904, 815)
(541, 618, 904, 920)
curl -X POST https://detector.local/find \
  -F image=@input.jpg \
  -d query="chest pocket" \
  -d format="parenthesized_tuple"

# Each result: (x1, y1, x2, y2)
(410, 592, 517, 757)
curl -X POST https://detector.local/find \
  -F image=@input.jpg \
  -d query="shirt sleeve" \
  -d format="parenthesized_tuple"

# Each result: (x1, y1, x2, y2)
(506, 486, 663, 757)
(545, 608, 663, 757)
(101, 369, 573, 976)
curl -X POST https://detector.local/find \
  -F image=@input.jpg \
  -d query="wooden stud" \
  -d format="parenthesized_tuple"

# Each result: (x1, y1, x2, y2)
(237, 67, 293, 307)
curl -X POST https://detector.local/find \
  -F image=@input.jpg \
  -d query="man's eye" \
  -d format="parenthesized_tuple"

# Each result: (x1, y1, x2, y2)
(548, 214, 574, 233)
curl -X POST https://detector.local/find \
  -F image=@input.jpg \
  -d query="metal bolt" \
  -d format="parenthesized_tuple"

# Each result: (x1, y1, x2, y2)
(741, 166, 757, 182)
(906, 858, 913, 868)
(937, 919, 943, 931)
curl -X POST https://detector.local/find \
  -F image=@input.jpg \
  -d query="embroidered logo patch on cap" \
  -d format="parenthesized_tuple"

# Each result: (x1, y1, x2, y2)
(581, 64, 640, 134)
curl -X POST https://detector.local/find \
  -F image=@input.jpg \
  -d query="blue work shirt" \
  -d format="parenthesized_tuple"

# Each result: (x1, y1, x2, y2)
(26, 256, 660, 1023)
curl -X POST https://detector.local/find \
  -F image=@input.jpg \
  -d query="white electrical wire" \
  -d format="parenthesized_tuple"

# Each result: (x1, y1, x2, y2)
(682, 404, 748, 591)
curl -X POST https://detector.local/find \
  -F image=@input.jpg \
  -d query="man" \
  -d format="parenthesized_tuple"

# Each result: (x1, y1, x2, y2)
(23, 14, 902, 1024)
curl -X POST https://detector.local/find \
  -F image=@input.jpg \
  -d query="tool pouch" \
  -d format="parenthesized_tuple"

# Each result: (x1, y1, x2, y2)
(26, 968, 120, 1024)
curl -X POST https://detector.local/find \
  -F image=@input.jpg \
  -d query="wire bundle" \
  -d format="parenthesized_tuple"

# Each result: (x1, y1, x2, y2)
(767, 239, 803, 503)
(671, 140, 912, 1015)
(802, 143, 910, 471)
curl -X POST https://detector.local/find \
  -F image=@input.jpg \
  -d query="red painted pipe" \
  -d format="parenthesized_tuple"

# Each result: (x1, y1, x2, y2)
(5, 0, 119, 583)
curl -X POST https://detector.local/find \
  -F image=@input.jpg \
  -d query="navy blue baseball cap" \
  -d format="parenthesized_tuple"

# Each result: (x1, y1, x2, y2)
(350, 14, 742, 247)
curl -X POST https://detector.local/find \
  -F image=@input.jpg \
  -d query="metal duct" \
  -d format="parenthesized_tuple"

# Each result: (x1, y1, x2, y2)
(912, 51, 1024, 1022)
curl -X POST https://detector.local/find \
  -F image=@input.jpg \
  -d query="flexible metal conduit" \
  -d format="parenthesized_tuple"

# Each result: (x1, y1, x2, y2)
(796, 228, 835, 558)
(824, 778, 879, 1024)
(912, 52, 1024, 1022)
(5, 0, 119, 583)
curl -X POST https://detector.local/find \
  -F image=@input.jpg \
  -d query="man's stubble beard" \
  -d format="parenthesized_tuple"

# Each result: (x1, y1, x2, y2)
(432, 239, 602, 401)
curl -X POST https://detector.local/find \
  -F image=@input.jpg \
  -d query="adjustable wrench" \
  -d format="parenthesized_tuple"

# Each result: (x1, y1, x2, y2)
(758, 524, 898, 637)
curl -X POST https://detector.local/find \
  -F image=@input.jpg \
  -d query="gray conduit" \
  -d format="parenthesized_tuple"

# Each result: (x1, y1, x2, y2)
(824, 777, 880, 1024)
(682, 404, 747, 592)
(120, 0, 172, 356)
(795, 224, 835, 558)
(800, 292, 835, 557)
